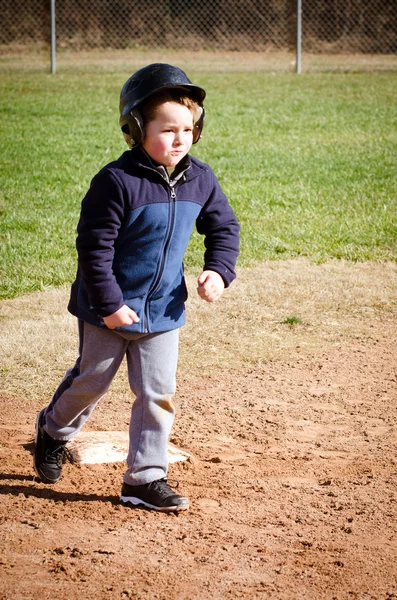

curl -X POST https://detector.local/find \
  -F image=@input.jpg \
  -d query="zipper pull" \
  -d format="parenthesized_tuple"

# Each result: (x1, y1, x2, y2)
(170, 187, 176, 199)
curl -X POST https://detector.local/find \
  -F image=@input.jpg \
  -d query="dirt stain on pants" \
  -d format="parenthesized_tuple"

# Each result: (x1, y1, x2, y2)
(157, 395, 175, 413)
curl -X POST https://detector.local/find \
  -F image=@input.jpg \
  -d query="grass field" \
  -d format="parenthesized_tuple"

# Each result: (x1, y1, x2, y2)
(1, 70, 396, 299)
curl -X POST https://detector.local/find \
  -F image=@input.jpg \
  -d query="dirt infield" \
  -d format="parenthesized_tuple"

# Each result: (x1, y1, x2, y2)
(0, 260, 396, 599)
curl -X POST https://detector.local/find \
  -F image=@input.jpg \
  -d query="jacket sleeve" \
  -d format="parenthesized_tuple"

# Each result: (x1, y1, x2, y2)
(75, 169, 125, 317)
(196, 169, 240, 287)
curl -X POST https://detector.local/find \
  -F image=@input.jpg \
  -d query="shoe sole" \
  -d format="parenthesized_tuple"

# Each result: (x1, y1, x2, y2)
(33, 410, 61, 484)
(120, 495, 189, 512)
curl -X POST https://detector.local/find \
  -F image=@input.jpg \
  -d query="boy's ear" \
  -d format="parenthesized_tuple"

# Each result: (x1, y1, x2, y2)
(193, 105, 203, 123)
(193, 106, 205, 144)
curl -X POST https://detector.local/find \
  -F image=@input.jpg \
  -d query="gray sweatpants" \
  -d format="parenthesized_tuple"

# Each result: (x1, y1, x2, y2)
(43, 320, 179, 485)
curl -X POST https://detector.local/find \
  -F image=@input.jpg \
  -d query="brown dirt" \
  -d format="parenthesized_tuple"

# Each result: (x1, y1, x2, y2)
(1, 48, 397, 74)
(1, 260, 396, 599)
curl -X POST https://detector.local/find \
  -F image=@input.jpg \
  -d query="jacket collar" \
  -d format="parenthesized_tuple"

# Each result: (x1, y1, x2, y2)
(130, 146, 191, 185)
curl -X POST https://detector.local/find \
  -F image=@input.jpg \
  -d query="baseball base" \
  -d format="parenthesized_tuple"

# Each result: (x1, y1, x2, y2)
(66, 430, 194, 465)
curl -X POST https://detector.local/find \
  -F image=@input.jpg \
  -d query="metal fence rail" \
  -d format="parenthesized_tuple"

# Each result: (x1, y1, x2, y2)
(1, 0, 396, 72)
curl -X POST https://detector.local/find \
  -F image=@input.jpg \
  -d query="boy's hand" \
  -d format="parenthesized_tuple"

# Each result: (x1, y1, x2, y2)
(103, 305, 140, 329)
(197, 270, 225, 303)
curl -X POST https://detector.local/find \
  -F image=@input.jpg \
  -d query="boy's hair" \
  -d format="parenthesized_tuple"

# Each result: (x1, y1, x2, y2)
(140, 88, 201, 126)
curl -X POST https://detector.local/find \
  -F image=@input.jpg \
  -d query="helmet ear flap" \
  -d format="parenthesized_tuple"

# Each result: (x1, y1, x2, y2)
(193, 106, 205, 144)
(121, 108, 144, 148)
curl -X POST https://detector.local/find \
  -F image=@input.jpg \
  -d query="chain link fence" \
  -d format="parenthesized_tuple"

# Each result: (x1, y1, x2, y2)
(1, 0, 396, 71)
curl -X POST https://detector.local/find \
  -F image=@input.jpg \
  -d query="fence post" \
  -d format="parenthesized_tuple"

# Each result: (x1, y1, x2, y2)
(296, 0, 302, 73)
(50, 0, 56, 74)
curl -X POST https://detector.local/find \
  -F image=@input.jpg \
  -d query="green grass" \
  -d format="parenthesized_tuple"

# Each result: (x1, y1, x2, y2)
(281, 316, 302, 326)
(1, 71, 396, 299)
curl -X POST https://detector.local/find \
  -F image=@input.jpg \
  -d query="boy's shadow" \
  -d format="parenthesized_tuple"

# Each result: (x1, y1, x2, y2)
(0, 479, 119, 504)
(0, 441, 119, 505)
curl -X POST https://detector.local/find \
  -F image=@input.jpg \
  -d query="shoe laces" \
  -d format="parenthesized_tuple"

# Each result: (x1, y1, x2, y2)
(148, 478, 179, 497)
(45, 443, 73, 467)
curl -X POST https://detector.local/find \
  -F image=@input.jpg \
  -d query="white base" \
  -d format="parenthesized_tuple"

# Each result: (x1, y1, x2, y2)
(66, 431, 194, 465)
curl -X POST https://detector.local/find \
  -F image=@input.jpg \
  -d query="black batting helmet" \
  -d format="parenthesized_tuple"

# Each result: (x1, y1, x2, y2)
(119, 63, 206, 148)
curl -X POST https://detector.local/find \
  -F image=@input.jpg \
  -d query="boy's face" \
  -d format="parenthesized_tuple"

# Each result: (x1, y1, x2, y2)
(142, 101, 194, 168)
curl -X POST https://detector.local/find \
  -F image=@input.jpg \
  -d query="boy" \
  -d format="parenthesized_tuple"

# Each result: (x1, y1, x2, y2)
(34, 63, 240, 512)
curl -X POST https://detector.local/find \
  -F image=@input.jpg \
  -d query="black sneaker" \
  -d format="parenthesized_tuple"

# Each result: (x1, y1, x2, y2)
(120, 478, 189, 512)
(33, 409, 69, 484)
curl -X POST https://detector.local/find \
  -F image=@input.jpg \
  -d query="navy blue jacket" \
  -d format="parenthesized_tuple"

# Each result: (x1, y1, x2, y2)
(68, 147, 240, 334)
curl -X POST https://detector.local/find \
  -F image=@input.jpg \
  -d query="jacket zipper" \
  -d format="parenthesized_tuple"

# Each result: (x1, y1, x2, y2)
(143, 185, 176, 332)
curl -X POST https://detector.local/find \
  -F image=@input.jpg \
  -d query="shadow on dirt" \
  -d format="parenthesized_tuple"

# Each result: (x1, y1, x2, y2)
(0, 479, 118, 504)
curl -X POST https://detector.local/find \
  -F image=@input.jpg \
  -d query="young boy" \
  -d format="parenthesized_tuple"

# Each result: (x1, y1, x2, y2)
(34, 63, 240, 512)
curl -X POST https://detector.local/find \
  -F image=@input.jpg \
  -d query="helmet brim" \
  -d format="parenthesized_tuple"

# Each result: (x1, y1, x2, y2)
(120, 83, 206, 120)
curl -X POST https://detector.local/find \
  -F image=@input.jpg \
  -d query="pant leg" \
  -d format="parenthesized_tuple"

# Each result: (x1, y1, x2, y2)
(44, 320, 128, 441)
(124, 329, 179, 485)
